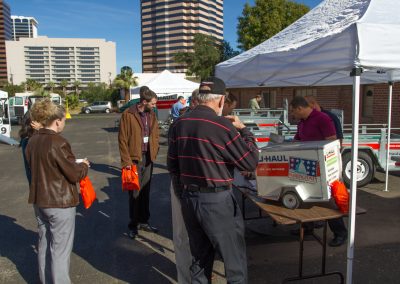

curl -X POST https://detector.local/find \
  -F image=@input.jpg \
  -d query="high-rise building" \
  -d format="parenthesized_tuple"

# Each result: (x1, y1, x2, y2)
(6, 36, 116, 86)
(141, 0, 223, 73)
(11, 16, 38, 40)
(0, 0, 12, 83)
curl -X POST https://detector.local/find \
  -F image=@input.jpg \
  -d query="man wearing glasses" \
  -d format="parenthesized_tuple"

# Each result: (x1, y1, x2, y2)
(167, 77, 259, 283)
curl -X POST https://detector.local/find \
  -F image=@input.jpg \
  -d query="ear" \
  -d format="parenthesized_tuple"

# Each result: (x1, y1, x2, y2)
(219, 96, 225, 108)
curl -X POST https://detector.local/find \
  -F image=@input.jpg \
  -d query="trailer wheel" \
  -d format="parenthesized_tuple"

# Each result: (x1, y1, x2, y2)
(282, 191, 300, 209)
(342, 151, 375, 188)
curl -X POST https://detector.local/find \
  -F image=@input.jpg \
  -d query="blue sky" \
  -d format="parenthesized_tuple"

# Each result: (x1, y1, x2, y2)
(8, 0, 322, 73)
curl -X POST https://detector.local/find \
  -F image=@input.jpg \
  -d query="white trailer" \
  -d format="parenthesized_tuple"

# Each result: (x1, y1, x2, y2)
(255, 140, 342, 209)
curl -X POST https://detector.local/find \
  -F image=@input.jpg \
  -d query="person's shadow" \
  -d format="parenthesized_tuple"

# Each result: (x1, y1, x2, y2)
(73, 172, 177, 283)
(89, 162, 121, 176)
(0, 215, 37, 283)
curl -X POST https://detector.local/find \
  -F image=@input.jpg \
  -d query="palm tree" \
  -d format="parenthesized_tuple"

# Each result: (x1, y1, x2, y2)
(73, 80, 81, 99)
(47, 81, 56, 92)
(26, 79, 41, 92)
(113, 66, 138, 102)
(59, 80, 69, 98)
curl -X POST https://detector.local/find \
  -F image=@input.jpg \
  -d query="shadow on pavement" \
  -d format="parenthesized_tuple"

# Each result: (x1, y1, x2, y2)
(73, 175, 176, 283)
(0, 215, 37, 283)
(89, 162, 121, 177)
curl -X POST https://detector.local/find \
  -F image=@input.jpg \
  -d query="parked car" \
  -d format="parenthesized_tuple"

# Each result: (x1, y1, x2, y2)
(81, 101, 112, 114)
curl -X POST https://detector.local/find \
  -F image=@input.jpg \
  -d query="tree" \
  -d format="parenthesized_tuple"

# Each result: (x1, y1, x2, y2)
(59, 80, 69, 97)
(3, 82, 24, 97)
(219, 40, 241, 62)
(237, 0, 309, 51)
(174, 34, 221, 80)
(113, 66, 138, 102)
(73, 80, 82, 99)
(25, 79, 42, 92)
(47, 81, 56, 92)
(81, 82, 115, 104)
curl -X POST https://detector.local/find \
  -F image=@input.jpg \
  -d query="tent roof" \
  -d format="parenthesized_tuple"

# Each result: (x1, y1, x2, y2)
(132, 70, 198, 95)
(216, 0, 400, 88)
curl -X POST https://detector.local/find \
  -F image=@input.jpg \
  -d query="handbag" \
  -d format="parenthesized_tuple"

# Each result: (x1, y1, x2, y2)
(79, 176, 96, 209)
(330, 180, 349, 213)
(122, 165, 140, 191)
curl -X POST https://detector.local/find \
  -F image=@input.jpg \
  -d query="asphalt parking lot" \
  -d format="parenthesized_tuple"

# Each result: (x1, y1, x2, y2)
(1, 113, 399, 284)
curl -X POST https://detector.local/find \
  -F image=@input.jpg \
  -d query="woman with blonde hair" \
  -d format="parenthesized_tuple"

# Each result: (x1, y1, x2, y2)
(26, 99, 89, 283)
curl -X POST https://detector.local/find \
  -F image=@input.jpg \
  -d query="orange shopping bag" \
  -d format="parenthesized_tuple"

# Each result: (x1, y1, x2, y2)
(330, 180, 349, 213)
(79, 176, 96, 209)
(122, 165, 140, 191)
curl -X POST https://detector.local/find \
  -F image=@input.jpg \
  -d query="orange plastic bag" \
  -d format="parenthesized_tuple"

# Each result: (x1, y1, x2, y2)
(122, 166, 140, 191)
(330, 180, 349, 213)
(79, 176, 96, 209)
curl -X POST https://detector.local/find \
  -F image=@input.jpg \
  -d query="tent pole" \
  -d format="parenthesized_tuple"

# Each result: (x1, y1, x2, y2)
(347, 67, 362, 284)
(384, 81, 393, 192)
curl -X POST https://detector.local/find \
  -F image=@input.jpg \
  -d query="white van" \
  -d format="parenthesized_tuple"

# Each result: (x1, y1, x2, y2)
(8, 92, 62, 123)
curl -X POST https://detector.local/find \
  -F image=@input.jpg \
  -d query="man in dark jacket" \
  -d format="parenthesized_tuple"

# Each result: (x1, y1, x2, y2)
(168, 77, 259, 283)
(118, 88, 160, 239)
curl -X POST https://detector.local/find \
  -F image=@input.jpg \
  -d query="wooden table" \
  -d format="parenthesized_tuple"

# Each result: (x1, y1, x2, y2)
(235, 185, 366, 284)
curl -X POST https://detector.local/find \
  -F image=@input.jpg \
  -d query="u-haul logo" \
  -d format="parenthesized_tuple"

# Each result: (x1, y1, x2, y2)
(259, 155, 289, 163)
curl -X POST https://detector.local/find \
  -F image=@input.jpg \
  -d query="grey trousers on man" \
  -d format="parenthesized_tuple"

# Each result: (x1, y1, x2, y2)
(170, 183, 192, 284)
(34, 206, 76, 284)
(180, 189, 247, 284)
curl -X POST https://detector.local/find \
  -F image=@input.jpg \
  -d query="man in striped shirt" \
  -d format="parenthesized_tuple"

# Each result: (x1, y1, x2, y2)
(167, 77, 259, 283)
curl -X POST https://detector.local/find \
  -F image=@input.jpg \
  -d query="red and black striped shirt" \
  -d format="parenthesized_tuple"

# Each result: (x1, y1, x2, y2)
(167, 105, 259, 188)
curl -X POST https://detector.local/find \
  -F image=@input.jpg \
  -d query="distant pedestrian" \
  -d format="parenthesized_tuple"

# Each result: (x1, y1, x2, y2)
(248, 94, 262, 110)
(168, 77, 259, 283)
(26, 99, 89, 283)
(171, 96, 186, 121)
(118, 88, 160, 239)
(222, 92, 238, 116)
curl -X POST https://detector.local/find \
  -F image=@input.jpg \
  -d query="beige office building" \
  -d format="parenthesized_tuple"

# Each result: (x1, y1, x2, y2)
(6, 36, 116, 85)
(141, 0, 223, 73)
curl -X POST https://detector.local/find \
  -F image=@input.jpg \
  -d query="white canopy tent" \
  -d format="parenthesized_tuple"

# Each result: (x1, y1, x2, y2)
(130, 69, 198, 100)
(216, 0, 400, 282)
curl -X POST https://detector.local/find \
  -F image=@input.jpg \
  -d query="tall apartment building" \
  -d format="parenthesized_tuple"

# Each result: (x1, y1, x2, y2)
(141, 0, 223, 73)
(11, 16, 38, 40)
(0, 0, 12, 83)
(6, 36, 116, 86)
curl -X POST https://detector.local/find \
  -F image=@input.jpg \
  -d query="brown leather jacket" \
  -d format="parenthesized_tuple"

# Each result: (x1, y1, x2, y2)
(26, 128, 89, 208)
(118, 104, 159, 168)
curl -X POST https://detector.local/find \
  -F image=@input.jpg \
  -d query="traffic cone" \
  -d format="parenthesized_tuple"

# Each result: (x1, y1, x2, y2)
(66, 100, 72, 119)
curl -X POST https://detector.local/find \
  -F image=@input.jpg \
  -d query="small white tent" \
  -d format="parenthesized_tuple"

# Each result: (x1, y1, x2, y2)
(216, 0, 400, 282)
(130, 70, 198, 99)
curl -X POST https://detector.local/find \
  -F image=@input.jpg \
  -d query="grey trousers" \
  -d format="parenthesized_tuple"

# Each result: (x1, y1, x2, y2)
(170, 183, 192, 284)
(180, 189, 247, 284)
(34, 205, 76, 284)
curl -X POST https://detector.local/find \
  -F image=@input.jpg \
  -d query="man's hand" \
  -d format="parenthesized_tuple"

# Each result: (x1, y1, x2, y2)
(225, 115, 246, 130)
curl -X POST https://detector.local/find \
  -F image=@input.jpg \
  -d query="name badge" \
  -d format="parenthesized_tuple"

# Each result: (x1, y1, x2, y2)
(143, 136, 149, 143)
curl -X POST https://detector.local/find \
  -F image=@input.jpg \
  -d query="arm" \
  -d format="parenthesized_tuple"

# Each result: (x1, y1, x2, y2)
(222, 116, 259, 172)
(55, 141, 88, 183)
(118, 111, 133, 168)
